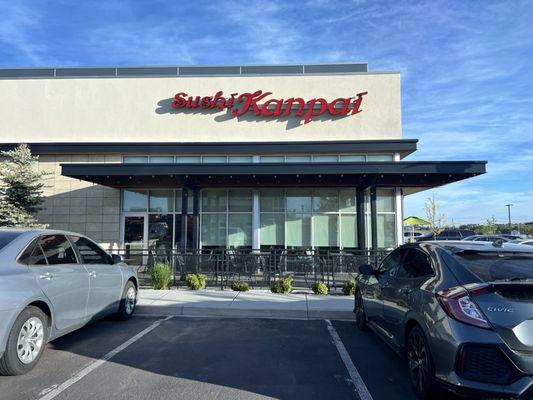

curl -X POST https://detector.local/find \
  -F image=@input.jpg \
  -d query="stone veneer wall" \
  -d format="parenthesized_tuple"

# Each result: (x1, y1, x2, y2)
(35, 154, 121, 249)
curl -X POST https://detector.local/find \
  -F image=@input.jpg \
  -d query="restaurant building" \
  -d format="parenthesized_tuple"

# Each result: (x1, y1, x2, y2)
(0, 62, 486, 254)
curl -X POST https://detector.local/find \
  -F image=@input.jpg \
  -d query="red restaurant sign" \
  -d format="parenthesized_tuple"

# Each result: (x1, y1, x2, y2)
(170, 90, 368, 124)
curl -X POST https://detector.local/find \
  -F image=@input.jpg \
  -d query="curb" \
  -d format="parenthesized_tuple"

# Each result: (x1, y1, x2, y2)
(136, 305, 354, 321)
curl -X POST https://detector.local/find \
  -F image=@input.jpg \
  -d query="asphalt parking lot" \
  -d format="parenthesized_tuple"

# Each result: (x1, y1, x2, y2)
(0, 315, 457, 400)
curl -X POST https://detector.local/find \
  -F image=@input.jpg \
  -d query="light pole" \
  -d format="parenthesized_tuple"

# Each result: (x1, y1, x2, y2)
(505, 204, 513, 231)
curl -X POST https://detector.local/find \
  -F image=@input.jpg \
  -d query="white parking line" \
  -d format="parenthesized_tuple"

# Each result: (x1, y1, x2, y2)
(325, 319, 373, 400)
(37, 316, 173, 400)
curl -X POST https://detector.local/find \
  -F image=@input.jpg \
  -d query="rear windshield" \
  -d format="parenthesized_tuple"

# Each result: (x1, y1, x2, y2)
(453, 252, 533, 282)
(0, 232, 22, 251)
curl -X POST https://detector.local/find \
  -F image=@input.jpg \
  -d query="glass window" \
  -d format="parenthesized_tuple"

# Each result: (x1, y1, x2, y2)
(228, 214, 252, 247)
(148, 214, 174, 251)
(367, 154, 394, 161)
(286, 213, 311, 247)
(201, 214, 226, 246)
(339, 189, 356, 212)
(377, 214, 396, 249)
(260, 214, 285, 246)
(312, 155, 338, 162)
(0, 232, 21, 250)
(286, 155, 312, 163)
(339, 155, 365, 162)
(313, 214, 338, 247)
(18, 241, 47, 265)
(380, 248, 407, 273)
(176, 156, 201, 163)
(150, 156, 174, 163)
(202, 155, 227, 163)
(260, 155, 284, 163)
(149, 190, 174, 213)
(397, 249, 433, 278)
(39, 235, 78, 265)
(313, 189, 338, 213)
(451, 252, 533, 282)
(123, 189, 148, 212)
(286, 189, 312, 213)
(202, 190, 227, 212)
(175, 189, 194, 213)
(228, 156, 253, 163)
(260, 189, 285, 212)
(341, 215, 357, 248)
(123, 156, 148, 163)
(377, 189, 395, 212)
(71, 236, 112, 264)
(174, 215, 183, 247)
(228, 190, 253, 212)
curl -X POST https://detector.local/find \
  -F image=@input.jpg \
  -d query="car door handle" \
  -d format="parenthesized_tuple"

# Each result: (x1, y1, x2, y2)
(88, 271, 97, 278)
(39, 272, 53, 280)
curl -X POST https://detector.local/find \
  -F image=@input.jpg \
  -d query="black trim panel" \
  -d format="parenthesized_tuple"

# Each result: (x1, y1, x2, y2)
(0, 140, 418, 157)
(60, 160, 486, 189)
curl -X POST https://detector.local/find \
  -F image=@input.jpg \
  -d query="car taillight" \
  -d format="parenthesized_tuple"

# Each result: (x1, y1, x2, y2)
(436, 284, 492, 329)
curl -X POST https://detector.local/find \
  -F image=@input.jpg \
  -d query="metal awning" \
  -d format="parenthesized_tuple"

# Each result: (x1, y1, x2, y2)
(61, 161, 486, 190)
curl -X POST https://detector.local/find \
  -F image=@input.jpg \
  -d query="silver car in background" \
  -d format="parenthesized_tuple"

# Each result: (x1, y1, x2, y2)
(0, 229, 138, 375)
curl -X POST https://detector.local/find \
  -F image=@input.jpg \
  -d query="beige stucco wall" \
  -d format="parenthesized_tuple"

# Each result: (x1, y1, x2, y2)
(36, 154, 121, 249)
(0, 73, 401, 143)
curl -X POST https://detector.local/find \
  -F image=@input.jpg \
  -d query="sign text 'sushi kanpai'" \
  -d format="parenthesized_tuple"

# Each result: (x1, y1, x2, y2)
(170, 90, 368, 124)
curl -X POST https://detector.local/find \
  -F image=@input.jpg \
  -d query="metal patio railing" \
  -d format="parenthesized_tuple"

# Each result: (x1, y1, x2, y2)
(109, 248, 389, 290)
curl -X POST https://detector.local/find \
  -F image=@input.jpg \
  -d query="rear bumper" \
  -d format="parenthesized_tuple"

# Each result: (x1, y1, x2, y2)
(431, 317, 533, 399)
(437, 375, 533, 399)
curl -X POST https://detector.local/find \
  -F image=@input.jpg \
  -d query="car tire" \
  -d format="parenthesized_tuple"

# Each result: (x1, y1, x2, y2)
(0, 306, 49, 376)
(354, 290, 368, 331)
(116, 281, 137, 321)
(406, 325, 437, 399)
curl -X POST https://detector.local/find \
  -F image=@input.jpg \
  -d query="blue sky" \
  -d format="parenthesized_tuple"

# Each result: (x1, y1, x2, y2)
(1, 0, 532, 225)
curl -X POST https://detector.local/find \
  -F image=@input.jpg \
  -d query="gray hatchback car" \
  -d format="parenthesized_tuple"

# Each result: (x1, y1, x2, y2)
(355, 241, 533, 399)
(0, 229, 138, 375)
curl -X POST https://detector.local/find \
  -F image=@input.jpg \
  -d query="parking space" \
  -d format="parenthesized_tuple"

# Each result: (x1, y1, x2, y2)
(0, 316, 452, 400)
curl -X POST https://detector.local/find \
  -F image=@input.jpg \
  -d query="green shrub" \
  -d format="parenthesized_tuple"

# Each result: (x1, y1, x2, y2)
(186, 274, 206, 290)
(151, 262, 172, 290)
(311, 281, 329, 295)
(186, 274, 200, 290)
(231, 280, 250, 291)
(271, 276, 293, 294)
(197, 274, 206, 289)
(342, 280, 357, 296)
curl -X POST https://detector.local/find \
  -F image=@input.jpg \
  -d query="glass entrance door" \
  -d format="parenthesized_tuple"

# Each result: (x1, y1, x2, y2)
(122, 214, 147, 266)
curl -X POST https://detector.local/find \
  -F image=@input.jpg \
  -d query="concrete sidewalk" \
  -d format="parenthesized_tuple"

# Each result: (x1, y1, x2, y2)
(136, 289, 355, 320)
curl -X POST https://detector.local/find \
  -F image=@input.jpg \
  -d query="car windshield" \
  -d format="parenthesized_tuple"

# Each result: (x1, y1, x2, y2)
(0, 231, 22, 251)
(453, 251, 533, 282)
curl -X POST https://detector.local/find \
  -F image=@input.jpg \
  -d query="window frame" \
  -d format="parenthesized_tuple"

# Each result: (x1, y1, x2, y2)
(70, 235, 114, 265)
(36, 234, 81, 266)
(394, 247, 435, 279)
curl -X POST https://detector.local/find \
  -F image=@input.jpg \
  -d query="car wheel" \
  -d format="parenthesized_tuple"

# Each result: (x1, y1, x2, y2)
(116, 281, 137, 321)
(407, 325, 436, 399)
(0, 306, 49, 376)
(354, 290, 368, 331)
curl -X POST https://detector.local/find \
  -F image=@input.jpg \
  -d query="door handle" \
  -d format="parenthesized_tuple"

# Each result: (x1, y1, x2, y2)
(88, 271, 97, 278)
(39, 272, 53, 280)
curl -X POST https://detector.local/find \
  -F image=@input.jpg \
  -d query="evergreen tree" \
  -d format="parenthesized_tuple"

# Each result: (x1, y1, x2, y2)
(0, 144, 48, 227)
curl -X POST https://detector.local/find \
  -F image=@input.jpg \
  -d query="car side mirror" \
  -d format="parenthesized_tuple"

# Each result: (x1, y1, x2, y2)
(359, 264, 375, 276)
(111, 254, 123, 264)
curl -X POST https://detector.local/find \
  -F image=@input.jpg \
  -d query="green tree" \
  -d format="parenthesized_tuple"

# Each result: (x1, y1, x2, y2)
(0, 144, 48, 227)
(479, 216, 497, 235)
